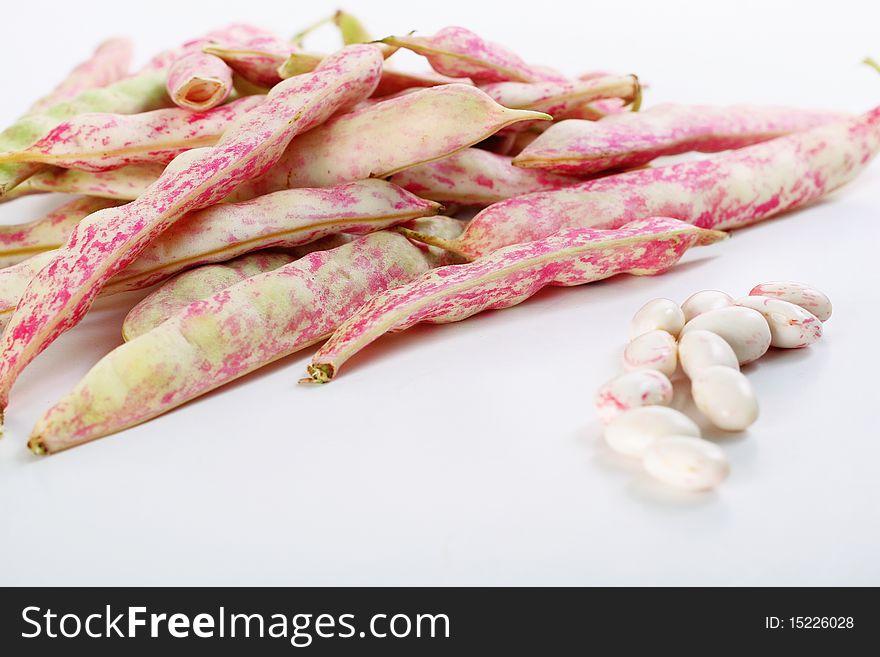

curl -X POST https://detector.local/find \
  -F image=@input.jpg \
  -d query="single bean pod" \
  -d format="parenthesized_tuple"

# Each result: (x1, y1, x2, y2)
(29, 232, 435, 453)
(30, 38, 133, 113)
(307, 217, 726, 383)
(680, 306, 771, 365)
(204, 34, 299, 88)
(630, 298, 685, 339)
(479, 74, 641, 133)
(513, 104, 845, 175)
(0, 196, 122, 268)
(748, 281, 832, 322)
(681, 289, 734, 322)
(605, 406, 700, 457)
(232, 84, 550, 196)
(678, 329, 739, 379)
(0, 46, 386, 417)
(595, 369, 674, 423)
(0, 96, 264, 172)
(8, 162, 165, 201)
(378, 26, 566, 84)
(431, 108, 880, 258)
(642, 436, 729, 491)
(389, 148, 581, 206)
(623, 329, 678, 377)
(167, 52, 233, 111)
(736, 296, 822, 348)
(691, 365, 759, 431)
(0, 180, 437, 331)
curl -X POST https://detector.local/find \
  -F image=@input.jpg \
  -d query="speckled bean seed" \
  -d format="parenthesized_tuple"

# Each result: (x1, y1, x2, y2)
(680, 289, 734, 321)
(678, 329, 739, 378)
(629, 298, 685, 339)
(736, 295, 822, 348)
(604, 406, 700, 457)
(642, 436, 730, 491)
(595, 369, 674, 423)
(623, 329, 678, 377)
(749, 281, 832, 322)
(691, 365, 759, 431)
(680, 306, 771, 364)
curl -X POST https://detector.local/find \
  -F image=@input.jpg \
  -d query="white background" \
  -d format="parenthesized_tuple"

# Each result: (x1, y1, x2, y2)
(1, 0, 879, 585)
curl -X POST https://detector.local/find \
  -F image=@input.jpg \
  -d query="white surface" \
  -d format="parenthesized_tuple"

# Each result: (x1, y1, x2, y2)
(1, 0, 879, 586)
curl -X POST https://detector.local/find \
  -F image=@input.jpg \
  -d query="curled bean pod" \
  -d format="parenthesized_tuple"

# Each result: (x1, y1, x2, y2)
(232, 84, 550, 196)
(513, 104, 845, 175)
(680, 306, 771, 365)
(0, 47, 387, 417)
(0, 196, 122, 268)
(0, 180, 437, 331)
(306, 217, 725, 383)
(0, 96, 264, 172)
(389, 148, 581, 206)
(434, 107, 880, 258)
(30, 38, 133, 113)
(167, 52, 233, 111)
(595, 370, 674, 423)
(479, 74, 641, 133)
(379, 26, 566, 84)
(748, 281, 832, 322)
(29, 232, 435, 453)
(735, 295, 822, 348)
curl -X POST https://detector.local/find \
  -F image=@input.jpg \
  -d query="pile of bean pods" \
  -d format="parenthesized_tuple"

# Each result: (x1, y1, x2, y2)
(0, 12, 875, 458)
(597, 282, 832, 491)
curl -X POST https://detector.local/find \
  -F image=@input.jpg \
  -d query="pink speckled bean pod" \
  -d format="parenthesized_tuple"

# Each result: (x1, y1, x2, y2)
(379, 26, 566, 84)
(167, 52, 234, 111)
(432, 107, 880, 259)
(0, 45, 385, 416)
(0, 179, 434, 331)
(479, 74, 641, 134)
(29, 231, 435, 453)
(514, 104, 846, 175)
(0, 96, 264, 172)
(30, 38, 133, 113)
(306, 217, 726, 383)
(0, 196, 122, 268)
(389, 148, 581, 205)
(204, 34, 300, 88)
(9, 162, 165, 200)
(230, 84, 550, 197)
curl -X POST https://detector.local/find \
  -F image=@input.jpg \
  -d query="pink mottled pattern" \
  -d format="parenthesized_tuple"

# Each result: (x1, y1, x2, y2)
(166, 52, 234, 111)
(456, 107, 880, 257)
(309, 217, 724, 380)
(0, 45, 385, 412)
(30, 39, 133, 113)
(514, 104, 847, 174)
(10, 96, 264, 171)
(19, 162, 166, 199)
(0, 178, 431, 329)
(205, 34, 299, 88)
(31, 232, 433, 452)
(230, 84, 548, 197)
(479, 75, 640, 134)
(749, 281, 832, 321)
(390, 148, 581, 205)
(386, 26, 566, 84)
(0, 196, 121, 268)
(372, 67, 471, 97)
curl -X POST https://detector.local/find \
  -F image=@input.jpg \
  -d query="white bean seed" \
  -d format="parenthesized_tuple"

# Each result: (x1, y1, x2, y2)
(691, 365, 759, 431)
(595, 369, 674, 423)
(642, 436, 730, 491)
(678, 329, 739, 378)
(623, 329, 678, 377)
(680, 306, 771, 364)
(605, 406, 701, 457)
(680, 290, 734, 322)
(630, 298, 686, 340)
(736, 296, 822, 348)
(749, 281, 831, 322)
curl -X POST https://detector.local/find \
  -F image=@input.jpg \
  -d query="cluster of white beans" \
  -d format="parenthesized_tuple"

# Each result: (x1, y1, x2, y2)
(594, 281, 832, 492)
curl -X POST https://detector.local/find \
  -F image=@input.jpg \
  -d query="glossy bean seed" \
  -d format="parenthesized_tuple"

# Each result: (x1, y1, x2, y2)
(749, 281, 832, 322)
(630, 298, 685, 339)
(623, 330, 678, 377)
(680, 289, 734, 321)
(680, 306, 771, 364)
(595, 369, 674, 423)
(691, 365, 759, 431)
(678, 329, 739, 379)
(604, 406, 700, 457)
(736, 295, 822, 348)
(642, 436, 729, 491)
